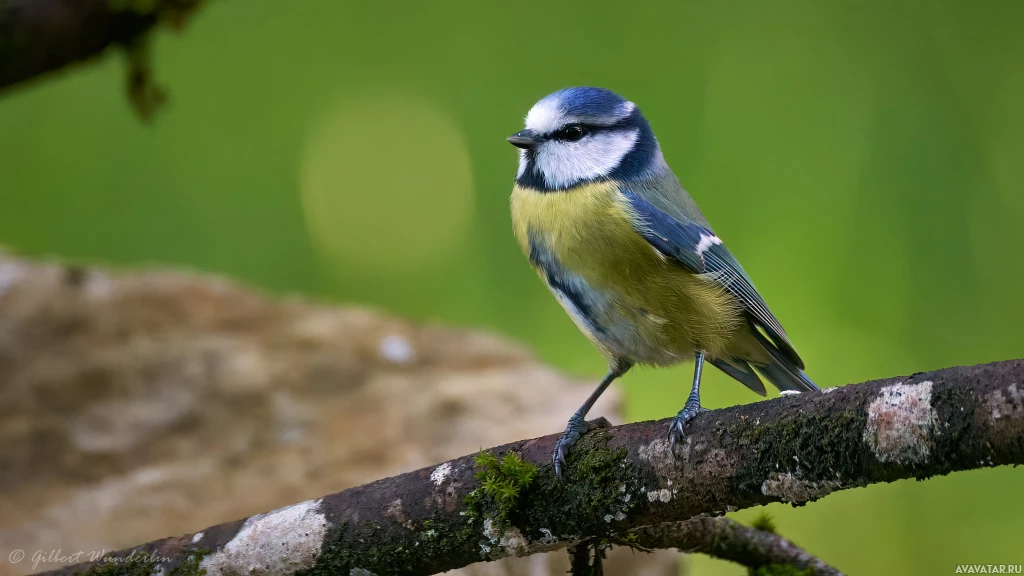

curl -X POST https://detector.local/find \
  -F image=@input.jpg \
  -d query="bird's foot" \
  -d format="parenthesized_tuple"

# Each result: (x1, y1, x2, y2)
(668, 398, 708, 452)
(553, 415, 612, 479)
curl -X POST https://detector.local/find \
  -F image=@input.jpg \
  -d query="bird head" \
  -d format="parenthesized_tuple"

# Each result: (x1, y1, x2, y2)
(508, 87, 663, 192)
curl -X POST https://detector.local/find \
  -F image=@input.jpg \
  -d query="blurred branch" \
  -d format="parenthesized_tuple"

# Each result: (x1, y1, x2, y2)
(566, 517, 844, 576)
(631, 518, 842, 575)
(0, 0, 208, 119)
(29, 354, 1024, 576)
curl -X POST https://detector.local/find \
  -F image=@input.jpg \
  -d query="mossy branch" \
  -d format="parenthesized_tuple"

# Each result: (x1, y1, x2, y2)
(0, 0, 208, 119)
(29, 358, 1024, 576)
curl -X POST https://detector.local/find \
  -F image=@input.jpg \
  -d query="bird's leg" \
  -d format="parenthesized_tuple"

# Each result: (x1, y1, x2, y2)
(553, 359, 632, 479)
(669, 350, 708, 449)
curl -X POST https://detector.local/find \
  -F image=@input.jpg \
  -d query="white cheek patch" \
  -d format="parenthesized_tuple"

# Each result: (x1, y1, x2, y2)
(516, 149, 528, 178)
(533, 128, 640, 189)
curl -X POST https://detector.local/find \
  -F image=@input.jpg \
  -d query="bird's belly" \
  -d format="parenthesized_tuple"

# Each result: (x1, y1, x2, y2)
(511, 182, 732, 364)
(538, 247, 687, 365)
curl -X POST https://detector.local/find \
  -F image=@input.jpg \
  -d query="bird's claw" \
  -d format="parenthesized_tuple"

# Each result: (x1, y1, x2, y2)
(668, 401, 708, 454)
(667, 419, 685, 449)
(553, 416, 612, 479)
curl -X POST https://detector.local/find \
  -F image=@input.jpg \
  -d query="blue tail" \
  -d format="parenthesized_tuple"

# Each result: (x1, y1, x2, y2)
(749, 325, 819, 392)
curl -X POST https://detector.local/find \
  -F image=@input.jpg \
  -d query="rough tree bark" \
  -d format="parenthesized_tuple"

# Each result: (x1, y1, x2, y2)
(30, 357, 1024, 576)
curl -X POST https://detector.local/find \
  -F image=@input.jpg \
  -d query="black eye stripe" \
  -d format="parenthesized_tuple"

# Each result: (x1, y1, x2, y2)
(552, 123, 588, 142)
(545, 106, 642, 143)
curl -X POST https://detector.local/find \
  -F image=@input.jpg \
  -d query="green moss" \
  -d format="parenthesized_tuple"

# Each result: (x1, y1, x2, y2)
(465, 450, 538, 527)
(723, 407, 871, 501)
(170, 549, 210, 576)
(750, 512, 777, 533)
(303, 435, 644, 574)
(306, 521, 414, 575)
(517, 430, 644, 542)
(462, 436, 643, 559)
(299, 515, 483, 576)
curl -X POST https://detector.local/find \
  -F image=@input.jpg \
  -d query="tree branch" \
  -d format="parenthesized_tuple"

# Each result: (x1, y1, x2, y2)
(30, 358, 1023, 576)
(0, 0, 207, 118)
(632, 518, 842, 575)
(568, 516, 843, 576)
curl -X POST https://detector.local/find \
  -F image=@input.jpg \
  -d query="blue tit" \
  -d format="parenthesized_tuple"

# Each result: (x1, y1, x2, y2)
(507, 87, 818, 478)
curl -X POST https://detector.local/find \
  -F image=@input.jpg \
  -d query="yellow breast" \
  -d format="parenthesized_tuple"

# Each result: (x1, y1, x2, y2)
(510, 182, 743, 363)
(511, 181, 632, 258)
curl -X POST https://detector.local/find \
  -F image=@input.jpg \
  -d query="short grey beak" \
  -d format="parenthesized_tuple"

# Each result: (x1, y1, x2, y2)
(507, 129, 540, 149)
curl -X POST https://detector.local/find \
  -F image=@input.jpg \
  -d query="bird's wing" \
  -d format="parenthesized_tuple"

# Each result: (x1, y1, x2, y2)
(622, 188, 805, 370)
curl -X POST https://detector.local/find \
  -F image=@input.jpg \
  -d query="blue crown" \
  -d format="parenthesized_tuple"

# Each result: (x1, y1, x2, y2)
(542, 87, 631, 119)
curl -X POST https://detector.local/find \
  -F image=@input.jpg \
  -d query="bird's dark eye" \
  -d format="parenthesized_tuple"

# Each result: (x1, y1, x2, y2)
(555, 124, 586, 142)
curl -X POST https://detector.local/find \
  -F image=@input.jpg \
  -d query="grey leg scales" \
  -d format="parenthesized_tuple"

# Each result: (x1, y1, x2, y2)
(553, 360, 632, 479)
(668, 350, 709, 449)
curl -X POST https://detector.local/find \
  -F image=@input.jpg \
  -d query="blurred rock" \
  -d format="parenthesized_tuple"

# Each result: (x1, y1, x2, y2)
(0, 252, 677, 576)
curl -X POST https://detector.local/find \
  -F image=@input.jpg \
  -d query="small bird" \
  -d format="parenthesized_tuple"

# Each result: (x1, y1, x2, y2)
(507, 87, 818, 477)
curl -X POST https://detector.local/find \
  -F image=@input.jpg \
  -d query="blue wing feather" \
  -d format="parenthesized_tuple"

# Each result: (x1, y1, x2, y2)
(623, 189, 807, 372)
(627, 198, 707, 272)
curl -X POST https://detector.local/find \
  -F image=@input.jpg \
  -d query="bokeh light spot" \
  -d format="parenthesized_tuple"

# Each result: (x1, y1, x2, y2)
(300, 92, 474, 276)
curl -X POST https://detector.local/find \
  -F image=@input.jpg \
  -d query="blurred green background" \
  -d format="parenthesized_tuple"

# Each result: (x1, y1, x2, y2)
(2, 0, 1023, 573)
